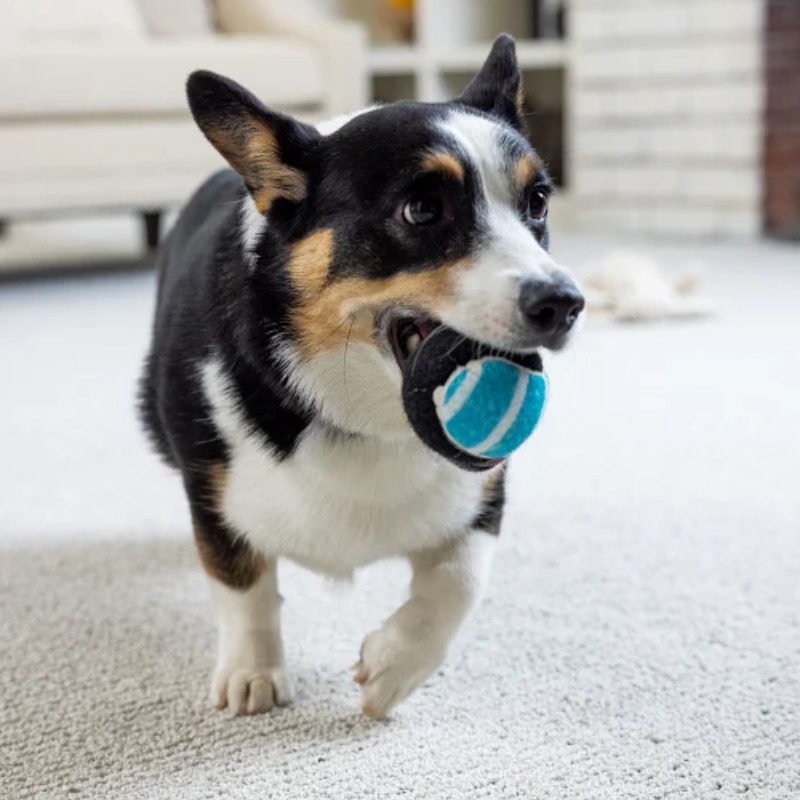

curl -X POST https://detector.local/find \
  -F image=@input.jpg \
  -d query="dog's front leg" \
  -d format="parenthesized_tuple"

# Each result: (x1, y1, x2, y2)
(204, 553, 293, 715)
(355, 530, 496, 719)
(191, 512, 292, 715)
(184, 465, 293, 716)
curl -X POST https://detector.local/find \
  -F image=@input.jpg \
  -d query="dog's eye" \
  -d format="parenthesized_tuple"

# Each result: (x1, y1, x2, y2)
(401, 193, 443, 226)
(527, 190, 549, 221)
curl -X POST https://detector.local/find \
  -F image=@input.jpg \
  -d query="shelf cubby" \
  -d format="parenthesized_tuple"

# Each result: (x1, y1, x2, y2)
(318, 0, 570, 189)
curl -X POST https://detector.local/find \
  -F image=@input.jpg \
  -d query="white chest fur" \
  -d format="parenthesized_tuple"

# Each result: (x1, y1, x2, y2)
(202, 358, 486, 577)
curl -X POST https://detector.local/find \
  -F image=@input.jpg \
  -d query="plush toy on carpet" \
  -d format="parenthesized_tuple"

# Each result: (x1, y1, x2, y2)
(401, 327, 548, 471)
(581, 250, 717, 322)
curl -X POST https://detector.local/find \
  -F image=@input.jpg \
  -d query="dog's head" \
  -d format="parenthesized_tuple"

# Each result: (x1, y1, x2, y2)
(187, 34, 584, 439)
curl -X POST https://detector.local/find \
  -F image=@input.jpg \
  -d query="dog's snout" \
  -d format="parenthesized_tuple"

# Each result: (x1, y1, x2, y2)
(518, 276, 585, 336)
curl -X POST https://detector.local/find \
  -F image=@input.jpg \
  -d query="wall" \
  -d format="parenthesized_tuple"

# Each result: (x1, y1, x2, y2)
(764, 0, 800, 239)
(570, 0, 764, 238)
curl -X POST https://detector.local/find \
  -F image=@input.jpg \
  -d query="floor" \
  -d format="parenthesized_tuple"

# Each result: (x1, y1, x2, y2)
(1, 233, 798, 799)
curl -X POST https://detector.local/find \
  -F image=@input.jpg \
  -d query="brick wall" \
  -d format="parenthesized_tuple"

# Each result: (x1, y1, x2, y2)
(570, 0, 764, 237)
(764, 0, 800, 239)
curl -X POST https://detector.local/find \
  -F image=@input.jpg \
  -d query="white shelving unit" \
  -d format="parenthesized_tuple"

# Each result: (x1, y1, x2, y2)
(366, 45, 418, 75)
(351, 0, 567, 99)
(366, 39, 567, 89)
(306, 0, 570, 193)
(434, 40, 566, 72)
(366, 38, 567, 98)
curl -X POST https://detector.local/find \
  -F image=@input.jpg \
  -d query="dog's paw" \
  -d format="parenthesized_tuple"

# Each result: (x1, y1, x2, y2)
(354, 622, 446, 720)
(211, 664, 294, 716)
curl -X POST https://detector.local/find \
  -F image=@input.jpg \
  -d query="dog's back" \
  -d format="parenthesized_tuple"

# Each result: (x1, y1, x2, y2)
(137, 168, 242, 467)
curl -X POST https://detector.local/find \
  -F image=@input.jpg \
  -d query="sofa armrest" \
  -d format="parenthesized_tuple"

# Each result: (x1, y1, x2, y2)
(215, 0, 368, 115)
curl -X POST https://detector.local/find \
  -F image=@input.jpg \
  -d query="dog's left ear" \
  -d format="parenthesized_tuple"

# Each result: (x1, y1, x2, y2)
(187, 70, 321, 213)
(457, 34, 524, 130)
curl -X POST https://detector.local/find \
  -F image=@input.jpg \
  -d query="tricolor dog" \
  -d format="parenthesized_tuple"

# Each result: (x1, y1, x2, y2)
(139, 34, 584, 719)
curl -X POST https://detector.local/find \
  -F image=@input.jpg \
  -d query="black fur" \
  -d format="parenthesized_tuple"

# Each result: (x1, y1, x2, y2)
(138, 168, 313, 473)
(458, 34, 524, 131)
(186, 463, 264, 589)
(471, 470, 507, 536)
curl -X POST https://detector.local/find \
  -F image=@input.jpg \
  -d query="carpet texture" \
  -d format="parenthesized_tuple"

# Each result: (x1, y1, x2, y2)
(1, 236, 799, 799)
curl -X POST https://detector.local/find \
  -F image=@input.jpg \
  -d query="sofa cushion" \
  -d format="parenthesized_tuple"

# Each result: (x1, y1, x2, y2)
(0, 37, 325, 118)
(0, 0, 144, 40)
(135, 0, 215, 37)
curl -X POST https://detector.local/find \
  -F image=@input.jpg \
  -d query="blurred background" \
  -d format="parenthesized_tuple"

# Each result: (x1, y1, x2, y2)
(2, 4, 800, 798)
(0, 0, 797, 268)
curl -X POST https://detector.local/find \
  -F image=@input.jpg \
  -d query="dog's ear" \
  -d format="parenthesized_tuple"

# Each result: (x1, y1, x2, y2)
(457, 34, 524, 130)
(187, 70, 321, 212)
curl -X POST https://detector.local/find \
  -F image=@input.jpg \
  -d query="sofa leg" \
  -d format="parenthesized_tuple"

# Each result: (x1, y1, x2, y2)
(141, 210, 162, 252)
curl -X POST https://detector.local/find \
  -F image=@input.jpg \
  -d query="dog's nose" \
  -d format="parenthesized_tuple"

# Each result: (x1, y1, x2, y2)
(518, 275, 585, 335)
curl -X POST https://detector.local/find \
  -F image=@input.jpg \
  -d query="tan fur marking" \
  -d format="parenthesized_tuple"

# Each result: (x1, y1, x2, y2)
(207, 121, 306, 213)
(421, 151, 465, 183)
(515, 81, 526, 118)
(193, 462, 265, 589)
(289, 228, 334, 297)
(514, 154, 538, 189)
(482, 468, 504, 501)
(249, 127, 307, 212)
(205, 461, 228, 509)
(288, 229, 470, 358)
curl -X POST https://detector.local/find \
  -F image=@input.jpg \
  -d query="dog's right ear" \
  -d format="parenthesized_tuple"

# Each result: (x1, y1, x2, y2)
(187, 70, 321, 213)
(457, 34, 523, 130)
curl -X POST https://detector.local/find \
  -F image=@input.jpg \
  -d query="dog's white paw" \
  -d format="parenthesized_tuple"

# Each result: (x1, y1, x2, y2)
(354, 621, 447, 719)
(211, 664, 294, 715)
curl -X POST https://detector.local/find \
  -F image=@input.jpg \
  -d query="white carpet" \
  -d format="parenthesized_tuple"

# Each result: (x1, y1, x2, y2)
(1, 236, 799, 800)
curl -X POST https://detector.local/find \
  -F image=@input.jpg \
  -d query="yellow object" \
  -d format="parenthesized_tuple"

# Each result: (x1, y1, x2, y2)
(387, 0, 414, 11)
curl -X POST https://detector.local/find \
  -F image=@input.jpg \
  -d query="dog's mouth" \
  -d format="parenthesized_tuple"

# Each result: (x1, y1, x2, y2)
(383, 312, 442, 368)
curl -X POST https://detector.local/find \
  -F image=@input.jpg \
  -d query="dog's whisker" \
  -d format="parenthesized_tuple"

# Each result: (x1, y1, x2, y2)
(343, 318, 355, 401)
(312, 315, 355, 351)
(409, 324, 451, 377)
(442, 333, 468, 361)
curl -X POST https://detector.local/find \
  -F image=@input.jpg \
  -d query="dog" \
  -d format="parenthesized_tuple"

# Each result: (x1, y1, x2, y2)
(138, 34, 584, 720)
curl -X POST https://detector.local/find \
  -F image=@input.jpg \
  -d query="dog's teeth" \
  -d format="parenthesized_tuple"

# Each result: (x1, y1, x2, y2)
(405, 332, 422, 355)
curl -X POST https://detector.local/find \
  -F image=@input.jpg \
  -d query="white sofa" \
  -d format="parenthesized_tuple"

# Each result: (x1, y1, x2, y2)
(0, 0, 366, 249)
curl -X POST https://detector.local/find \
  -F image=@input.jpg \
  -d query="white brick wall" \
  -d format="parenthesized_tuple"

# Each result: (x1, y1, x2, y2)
(569, 0, 765, 238)
(574, 1, 762, 40)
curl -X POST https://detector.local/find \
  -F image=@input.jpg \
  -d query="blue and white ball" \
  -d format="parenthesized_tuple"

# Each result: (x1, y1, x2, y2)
(400, 325, 548, 471)
(433, 359, 548, 460)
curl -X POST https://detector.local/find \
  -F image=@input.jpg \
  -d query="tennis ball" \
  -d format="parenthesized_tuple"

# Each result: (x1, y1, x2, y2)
(401, 326, 547, 471)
